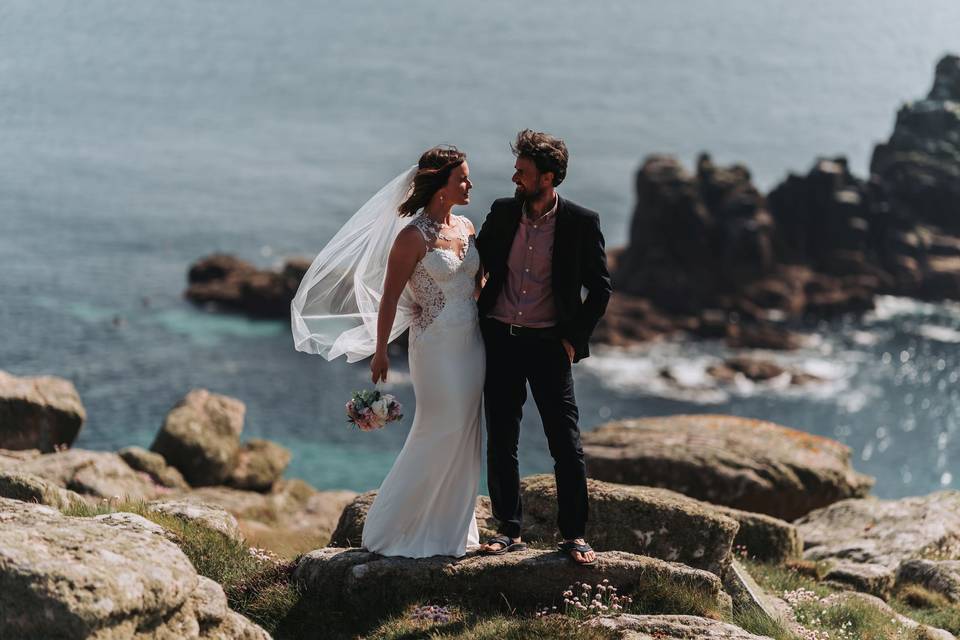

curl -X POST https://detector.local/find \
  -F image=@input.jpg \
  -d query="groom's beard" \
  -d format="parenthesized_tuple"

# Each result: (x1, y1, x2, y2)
(514, 184, 543, 206)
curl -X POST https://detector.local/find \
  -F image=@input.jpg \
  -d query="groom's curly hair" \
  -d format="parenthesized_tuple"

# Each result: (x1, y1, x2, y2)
(398, 145, 466, 217)
(512, 129, 568, 186)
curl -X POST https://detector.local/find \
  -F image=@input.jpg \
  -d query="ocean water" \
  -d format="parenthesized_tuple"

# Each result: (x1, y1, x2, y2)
(2, 1, 959, 498)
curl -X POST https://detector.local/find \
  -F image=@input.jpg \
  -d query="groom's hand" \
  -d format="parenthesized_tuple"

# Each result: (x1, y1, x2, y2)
(561, 339, 575, 364)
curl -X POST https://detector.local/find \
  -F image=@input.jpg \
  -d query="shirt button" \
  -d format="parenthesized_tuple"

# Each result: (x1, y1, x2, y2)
(528, 246, 533, 250)
(533, 225, 538, 229)
(518, 312, 523, 316)
(522, 290, 527, 294)
(525, 268, 529, 273)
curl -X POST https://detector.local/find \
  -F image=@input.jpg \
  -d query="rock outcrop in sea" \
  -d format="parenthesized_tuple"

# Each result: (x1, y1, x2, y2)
(600, 53, 960, 348)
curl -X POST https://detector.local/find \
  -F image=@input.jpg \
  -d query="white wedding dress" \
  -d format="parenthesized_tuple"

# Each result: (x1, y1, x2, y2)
(361, 214, 483, 558)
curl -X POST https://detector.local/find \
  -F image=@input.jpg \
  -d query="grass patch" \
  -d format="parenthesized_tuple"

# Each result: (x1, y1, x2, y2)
(740, 557, 958, 639)
(626, 579, 724, 619)
(733, 603, 798, 640)
(61, 498, 303, 635)
(890, 585, 960, 636)
(740, 556, 835, 599)
(365, 607, 618, 640)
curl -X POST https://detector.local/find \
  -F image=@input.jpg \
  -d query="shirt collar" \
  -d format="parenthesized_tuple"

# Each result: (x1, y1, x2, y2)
(521, 193, 559, 224)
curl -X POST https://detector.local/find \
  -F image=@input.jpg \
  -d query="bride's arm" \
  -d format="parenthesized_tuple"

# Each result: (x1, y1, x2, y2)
(371, 227, 425, 383)
(462, 217, 485, 299)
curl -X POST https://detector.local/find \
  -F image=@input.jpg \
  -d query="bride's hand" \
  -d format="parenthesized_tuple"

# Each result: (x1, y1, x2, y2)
(371, 351, 389, 384)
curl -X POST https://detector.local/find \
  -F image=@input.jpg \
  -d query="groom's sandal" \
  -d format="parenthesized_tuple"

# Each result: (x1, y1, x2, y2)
(558, 540, 598, 566)
(479, 534, 527, 555)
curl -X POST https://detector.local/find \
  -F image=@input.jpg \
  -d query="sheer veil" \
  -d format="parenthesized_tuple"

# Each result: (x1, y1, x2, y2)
(290, 165, 418, 362)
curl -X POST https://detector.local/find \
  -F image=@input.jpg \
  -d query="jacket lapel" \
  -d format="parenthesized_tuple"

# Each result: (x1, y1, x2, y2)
(552, 195, 571, 291)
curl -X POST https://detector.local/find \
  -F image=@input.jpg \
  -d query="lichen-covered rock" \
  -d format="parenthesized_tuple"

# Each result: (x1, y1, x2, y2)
(14, 448, 160, 500)
(169, 480, 357, 552)
(333, 477, 799, 571)
(227, 438, 291, 492)
(896, 559, 960, 603)
(710, 505, 803, 564)
(328, 490, 376, 547)
(0, 470, 84, 508)
(91, 511, 179, 543)
(148, 499, 243, 541)
(0, 369, 86, 452)
(796, 491, 960, 599)
(295, 547, 730, 620)
(514, 475, 739, 576)
(0, 448, 41, 471)
(118, 445, 189, 490)
(0, 497, 270, 639)
(583, 415, 874, 520)
(822, 561, 895, 599)
(588, 614, 773, 639)
(150, 389, 245, 486)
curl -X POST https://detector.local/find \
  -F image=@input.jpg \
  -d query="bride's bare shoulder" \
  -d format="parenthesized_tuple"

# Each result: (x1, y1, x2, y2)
(393, 225, 428, 258)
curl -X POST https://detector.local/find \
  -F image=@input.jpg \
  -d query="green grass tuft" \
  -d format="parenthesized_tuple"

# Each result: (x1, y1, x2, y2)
(365, 609, 618, 640)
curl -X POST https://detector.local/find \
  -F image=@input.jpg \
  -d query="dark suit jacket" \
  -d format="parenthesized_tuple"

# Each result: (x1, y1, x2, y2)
(476, 195, 612, 362)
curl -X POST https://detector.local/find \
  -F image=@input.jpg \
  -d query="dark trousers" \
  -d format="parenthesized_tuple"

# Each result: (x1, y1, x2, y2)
(480, 317, 588, 540)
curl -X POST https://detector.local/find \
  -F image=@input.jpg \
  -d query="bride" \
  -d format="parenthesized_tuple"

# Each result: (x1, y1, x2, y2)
(290, 146, 483, 558)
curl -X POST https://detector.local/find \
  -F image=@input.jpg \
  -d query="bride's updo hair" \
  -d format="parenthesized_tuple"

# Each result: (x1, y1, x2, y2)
(398, 145, 466, 217)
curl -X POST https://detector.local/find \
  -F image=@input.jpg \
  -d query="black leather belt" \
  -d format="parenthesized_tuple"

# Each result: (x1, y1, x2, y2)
(485, 317, 559, 339)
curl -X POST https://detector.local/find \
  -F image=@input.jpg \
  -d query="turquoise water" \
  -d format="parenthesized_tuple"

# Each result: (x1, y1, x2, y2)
(2, 1, 959, 496)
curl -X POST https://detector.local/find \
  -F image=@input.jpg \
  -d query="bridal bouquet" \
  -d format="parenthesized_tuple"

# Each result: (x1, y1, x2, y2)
(346, 389, 403, 431)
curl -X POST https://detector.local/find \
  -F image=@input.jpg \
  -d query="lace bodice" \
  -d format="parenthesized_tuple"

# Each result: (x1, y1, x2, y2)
(406, 214, 480, 342)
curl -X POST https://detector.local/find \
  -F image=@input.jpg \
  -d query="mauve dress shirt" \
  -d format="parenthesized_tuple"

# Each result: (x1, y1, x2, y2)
(488, 195, 559, 328)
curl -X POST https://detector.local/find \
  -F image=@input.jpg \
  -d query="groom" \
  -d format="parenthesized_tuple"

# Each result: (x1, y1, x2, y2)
(475, 130, 612, 565)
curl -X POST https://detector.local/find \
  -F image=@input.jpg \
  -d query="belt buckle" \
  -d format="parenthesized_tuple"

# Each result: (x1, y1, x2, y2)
(508, 324, 521, 336)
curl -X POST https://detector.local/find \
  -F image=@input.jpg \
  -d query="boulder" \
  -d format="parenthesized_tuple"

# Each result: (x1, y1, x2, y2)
(588, 614, 773, 639)
(583, 415, 874, 520)
(332, 476, 800, 571)
(148, 499, 243, 541)
(515, 475, 738, 575)
(710, 505, 802, 564)
(0, 369, 86, 452)
(328, 490, 376, 547)
(294, 547, 730, 620)
(796, 491, 960, 598)
(118, 445, 189, 490)
(168, 480, 357, 554)
(0, 470, 84, 508)
(896, 559, 960, 603)
(0, 497, 270, 639)
(14, 448, 160, 500)
(150, 389, 245, 486)
(227, 438, 291, 492)
(0, 448, 41, 471)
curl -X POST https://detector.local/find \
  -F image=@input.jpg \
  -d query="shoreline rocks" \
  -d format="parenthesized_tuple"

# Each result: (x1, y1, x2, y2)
(583, 415, 874, 521)
(151, 389, 246, 487)
(150, 389, 291, 492)
(294, 547, 731, 620)
(184, 253, 310, 318)
(795, 490, 960, 600)
(0, 369, 86, 452)
(331, 475, 802, 572)
(0, 497, 270, 639)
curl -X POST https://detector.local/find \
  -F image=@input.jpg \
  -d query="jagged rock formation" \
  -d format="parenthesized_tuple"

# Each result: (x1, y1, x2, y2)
(184, 253, 310, 318)
(0, 369, 86, 452)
